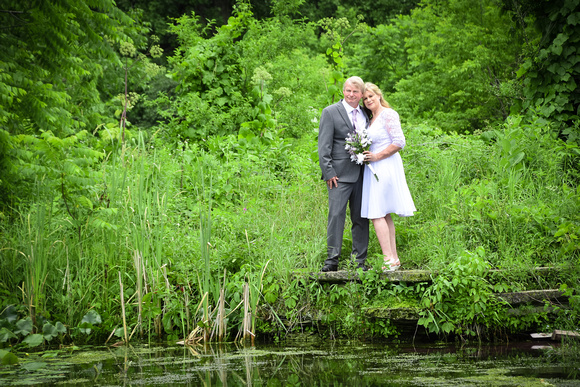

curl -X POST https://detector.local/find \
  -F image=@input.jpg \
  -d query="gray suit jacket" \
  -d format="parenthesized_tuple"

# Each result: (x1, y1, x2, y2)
(318, 100, 369, 183)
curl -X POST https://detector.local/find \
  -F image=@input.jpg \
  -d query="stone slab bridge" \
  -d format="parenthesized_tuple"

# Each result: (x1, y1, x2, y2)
(291, 266, 571, 336)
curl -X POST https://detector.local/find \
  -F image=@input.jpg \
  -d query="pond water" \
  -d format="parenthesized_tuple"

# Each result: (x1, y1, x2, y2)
(0, 339, 578, 386)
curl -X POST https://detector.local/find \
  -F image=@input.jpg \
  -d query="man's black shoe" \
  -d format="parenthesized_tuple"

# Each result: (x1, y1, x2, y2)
(321, 264, 338, 272)
(356, 264, 369, 272)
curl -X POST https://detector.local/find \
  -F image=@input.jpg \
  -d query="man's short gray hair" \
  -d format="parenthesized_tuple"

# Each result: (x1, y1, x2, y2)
(343, 76, 365, 93)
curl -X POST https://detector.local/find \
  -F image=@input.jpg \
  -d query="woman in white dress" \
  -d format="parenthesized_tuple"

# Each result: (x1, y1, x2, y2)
(361, 83, 416, 271)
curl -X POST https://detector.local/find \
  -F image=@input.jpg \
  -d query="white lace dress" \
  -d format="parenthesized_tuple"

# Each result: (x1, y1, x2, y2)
(361, 108, 416, 219)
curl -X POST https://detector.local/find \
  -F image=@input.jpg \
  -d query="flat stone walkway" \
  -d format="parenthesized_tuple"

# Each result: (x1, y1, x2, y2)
(307, 266, 560, 284)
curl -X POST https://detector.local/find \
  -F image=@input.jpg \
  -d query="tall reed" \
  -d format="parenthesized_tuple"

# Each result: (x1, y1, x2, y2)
(133, 250, 144, 337)
(99, 149, 128, 314)
(198, 164, 213, 341)
(128, 133, 168, 336)
(22, 200, 51, 327)
(200, 207, 212, 340)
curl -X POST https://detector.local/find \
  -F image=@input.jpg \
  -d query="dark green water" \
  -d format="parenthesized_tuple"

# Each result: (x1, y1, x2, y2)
(0, 340, 578, 386)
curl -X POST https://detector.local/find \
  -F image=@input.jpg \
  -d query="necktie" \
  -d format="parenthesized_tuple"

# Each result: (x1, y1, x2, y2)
(352, 109, 358, 130)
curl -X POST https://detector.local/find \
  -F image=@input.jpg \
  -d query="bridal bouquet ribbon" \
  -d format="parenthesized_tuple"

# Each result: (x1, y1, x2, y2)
(345, 128, 379, 181)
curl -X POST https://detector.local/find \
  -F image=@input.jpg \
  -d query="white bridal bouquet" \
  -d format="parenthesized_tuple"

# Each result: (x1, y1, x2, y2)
(345, 128, 379, 182)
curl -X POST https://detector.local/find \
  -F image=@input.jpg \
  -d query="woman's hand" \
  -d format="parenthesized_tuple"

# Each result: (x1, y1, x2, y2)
(363, 151, 375, 162)
(364, 145, 402, 163)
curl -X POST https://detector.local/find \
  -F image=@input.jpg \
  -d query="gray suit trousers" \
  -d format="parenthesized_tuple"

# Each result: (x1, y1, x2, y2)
(325, 171, 369, 266)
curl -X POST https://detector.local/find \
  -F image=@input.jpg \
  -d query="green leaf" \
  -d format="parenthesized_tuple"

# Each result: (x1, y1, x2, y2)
(79, 310, 102, 334)
(516, 60, 532, 78)
(55, 321, 66, 335)
(238, 126, 256, 140)
(0, 305, 18, 323)
(91, 217, 118, 231)
(14, 318, 33, 336)
(553, 33, 569, 47)
(162, 313, 174, 333)
(23, 334, 44, 348)
(327, 85, 339, 96)
(42, 322, 58, 341)
(75, 195, 93, 210)
(510, 152, 525, 166)
(81, 310, 102, 325)
(0, 328, 17, 342)
(442, 322, 454, 333)
(142, 292, 153, 303)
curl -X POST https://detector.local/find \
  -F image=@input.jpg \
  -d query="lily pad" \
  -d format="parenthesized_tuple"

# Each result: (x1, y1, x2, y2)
(0, 350, 19, 365)
(21, 361, 48, 371)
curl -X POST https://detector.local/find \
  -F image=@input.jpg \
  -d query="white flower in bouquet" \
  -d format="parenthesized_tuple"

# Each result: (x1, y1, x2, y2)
(345, 128, 379, 181)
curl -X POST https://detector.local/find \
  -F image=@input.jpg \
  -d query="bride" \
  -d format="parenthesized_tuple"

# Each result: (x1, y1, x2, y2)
(360, 82, 416, 271)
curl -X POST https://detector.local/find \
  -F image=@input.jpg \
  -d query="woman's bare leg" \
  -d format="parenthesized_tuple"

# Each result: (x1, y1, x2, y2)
(372, 215, 399, 269)
(372, 217, 391, 257)
(385, 214, 400, 266)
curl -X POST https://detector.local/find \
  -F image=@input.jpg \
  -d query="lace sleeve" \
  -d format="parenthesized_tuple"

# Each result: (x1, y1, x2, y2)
(382, 109, 406, 149)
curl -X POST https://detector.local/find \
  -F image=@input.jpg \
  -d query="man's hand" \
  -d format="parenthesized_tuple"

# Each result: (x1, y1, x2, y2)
(326, 176, 339, 189)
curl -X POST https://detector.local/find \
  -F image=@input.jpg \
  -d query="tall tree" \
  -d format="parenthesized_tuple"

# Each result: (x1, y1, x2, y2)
(0, 0, 135, 136)
(358, 0, 530, 132)
(0, 0, 136, 209)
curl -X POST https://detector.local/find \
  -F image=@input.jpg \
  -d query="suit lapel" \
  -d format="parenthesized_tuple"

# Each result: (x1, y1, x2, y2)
(337, 101, 352, 131)
(339, 100, 370, 130)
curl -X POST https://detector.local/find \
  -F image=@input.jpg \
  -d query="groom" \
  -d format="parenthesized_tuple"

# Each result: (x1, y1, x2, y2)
(318, 76, 369, 272)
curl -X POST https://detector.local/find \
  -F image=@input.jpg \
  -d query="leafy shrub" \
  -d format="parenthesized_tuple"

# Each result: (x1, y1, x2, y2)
(418, 247, 506, 339)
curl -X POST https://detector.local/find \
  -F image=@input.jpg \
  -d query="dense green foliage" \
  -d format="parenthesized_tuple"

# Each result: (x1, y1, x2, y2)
(0, 0, 162, 207)
(502, 0, 580, 139)
(0, 0, 579, 353)
(352, 0, 526, 132)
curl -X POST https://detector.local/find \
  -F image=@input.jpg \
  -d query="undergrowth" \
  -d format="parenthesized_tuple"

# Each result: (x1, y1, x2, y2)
(0, 113, 578, 351)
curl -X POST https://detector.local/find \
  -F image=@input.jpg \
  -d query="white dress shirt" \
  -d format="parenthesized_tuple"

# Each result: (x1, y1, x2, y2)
(342, 100, 364, 131)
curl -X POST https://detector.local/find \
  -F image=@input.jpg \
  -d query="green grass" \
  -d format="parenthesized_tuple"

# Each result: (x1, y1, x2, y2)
(0, 116, 578, 343)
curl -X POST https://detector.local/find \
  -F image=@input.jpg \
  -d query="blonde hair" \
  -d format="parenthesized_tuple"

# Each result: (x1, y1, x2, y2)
(364, 82, 390, 108)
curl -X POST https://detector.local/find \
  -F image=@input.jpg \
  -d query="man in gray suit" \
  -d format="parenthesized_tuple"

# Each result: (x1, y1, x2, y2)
(318, 76, 370, 272)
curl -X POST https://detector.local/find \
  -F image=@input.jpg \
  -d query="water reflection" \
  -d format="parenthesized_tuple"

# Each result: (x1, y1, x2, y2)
(1, 340, 577, 386)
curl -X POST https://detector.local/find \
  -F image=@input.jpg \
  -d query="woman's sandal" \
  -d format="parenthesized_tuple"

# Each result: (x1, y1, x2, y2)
(382, 258, 401, 272)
